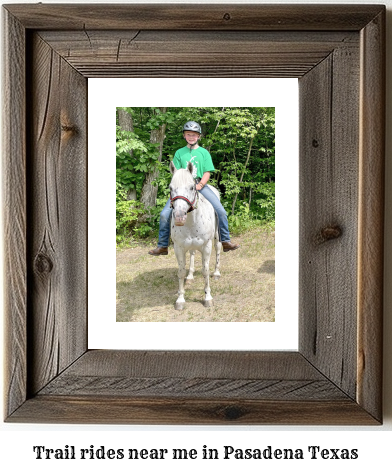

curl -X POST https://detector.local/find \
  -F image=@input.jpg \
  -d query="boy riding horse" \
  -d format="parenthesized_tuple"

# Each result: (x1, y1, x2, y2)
(148, 121, 240, 256)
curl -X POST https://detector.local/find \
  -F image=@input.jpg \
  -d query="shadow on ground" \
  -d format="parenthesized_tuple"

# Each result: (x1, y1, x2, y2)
(258, 260, 275, 274)
(116, 266, 180, 320)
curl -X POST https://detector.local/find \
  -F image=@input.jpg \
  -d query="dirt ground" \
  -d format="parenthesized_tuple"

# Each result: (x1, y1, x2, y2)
(116, 227, 275, 322)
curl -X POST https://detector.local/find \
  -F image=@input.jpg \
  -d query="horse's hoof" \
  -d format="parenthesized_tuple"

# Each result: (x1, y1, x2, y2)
(213, 274, 220, 280)
(203, 299, 213, 308)
(175, 302, 185, 311)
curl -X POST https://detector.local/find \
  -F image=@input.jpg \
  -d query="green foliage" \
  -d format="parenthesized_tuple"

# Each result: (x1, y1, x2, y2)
(116, 183, 138, 245)
(116, 126, 147, 193)
(116, 183, 153, 246)
(255, 182, 275, 221)
(116, 106, 275, 245)
(228, 202, 253, 233)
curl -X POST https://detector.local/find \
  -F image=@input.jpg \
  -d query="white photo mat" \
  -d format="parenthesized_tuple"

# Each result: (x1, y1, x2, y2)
(88, 78, 298, 350)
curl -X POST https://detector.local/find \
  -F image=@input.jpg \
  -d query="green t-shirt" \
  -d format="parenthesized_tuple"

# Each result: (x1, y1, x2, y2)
(172, 146, 215, 179)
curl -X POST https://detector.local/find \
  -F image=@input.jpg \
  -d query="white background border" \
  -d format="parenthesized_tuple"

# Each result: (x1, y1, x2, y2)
(88, 78, 299, 350)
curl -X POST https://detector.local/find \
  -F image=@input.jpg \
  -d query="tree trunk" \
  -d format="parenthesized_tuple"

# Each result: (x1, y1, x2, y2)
(140, 107, 167, 210)
(231, 123, 260, 215)
(117, 108, 136, 200)
(207, 106, 225, 152)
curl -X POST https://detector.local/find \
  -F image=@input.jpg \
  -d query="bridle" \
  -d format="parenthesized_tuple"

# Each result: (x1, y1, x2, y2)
(170, 188, 198, 213)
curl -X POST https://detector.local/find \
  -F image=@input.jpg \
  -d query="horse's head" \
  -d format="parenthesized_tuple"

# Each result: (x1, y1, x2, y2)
(169, 161, 197, 226)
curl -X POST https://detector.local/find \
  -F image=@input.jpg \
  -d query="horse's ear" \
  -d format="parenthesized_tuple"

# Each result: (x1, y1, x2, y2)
(187, 162, 193, 175)
(170, 161, 177, 175)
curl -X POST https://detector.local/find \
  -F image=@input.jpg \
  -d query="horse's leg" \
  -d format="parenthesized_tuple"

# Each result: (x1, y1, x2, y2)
(213, 226, 221, 280)
(186, 250, 196, 284)
(174, 245, 187, 310)
(201, 241, 213, 308)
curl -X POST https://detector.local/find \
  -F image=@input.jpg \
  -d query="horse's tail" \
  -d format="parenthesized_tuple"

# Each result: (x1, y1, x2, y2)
(214, 210, 222, 279)
(214, 209, 221, 243)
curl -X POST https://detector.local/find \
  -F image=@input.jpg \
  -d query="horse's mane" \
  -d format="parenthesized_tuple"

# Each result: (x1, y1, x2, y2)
(171, 168, 194, 187)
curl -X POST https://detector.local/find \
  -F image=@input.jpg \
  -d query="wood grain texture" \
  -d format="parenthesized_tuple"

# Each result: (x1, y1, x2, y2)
(357, 9, 385, 422)
(39, 377, 347, 401)
(9, 396, 378, 425)
(38, 30, 358, 78)
(36, 351, 347, 401)
(298, 41, 360, 399)
(4, 4, 384, 30)
(27, 33, 88, 396)
(2, 4, 385, 425)
(2, 9, 27, 419)
(7, 351, 379, 424)
(52, 350, 333, 379)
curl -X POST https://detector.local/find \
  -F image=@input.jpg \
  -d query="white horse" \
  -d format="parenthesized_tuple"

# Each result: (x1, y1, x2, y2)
(169, 161, 221, 310)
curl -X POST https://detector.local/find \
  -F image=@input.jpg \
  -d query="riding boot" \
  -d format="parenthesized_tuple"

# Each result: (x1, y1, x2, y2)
(148, 246, 168, 256)
(222, 241, 240, 252)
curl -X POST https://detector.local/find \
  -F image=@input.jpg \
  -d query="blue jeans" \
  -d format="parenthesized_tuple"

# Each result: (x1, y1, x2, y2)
(157, 185, 231, 248)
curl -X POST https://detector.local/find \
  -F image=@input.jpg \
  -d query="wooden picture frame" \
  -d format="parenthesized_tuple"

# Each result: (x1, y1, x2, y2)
(3, 4, 385, 424)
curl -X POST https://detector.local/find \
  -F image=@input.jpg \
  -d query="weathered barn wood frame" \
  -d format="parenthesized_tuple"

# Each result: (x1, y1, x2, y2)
(3, 4, 385, 424)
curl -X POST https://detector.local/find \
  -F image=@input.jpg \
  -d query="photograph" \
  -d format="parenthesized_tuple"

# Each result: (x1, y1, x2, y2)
(116, 107, 275, 322)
